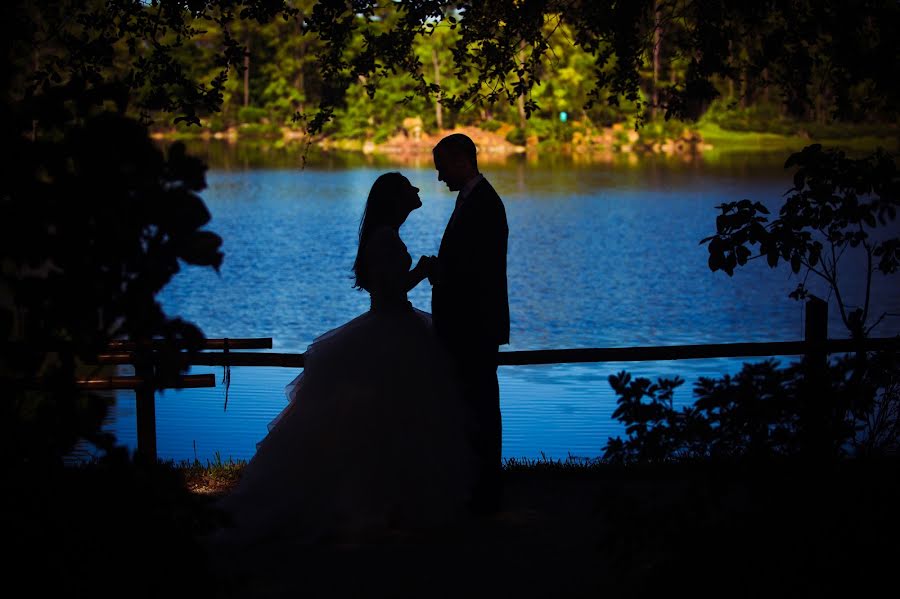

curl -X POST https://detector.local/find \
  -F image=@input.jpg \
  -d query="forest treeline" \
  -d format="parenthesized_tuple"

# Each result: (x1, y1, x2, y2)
(16, 1, 894, 151)
(176, 5, 896, 150)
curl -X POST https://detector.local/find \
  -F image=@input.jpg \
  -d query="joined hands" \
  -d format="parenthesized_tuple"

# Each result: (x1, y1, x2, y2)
(415, 255, 441, 285)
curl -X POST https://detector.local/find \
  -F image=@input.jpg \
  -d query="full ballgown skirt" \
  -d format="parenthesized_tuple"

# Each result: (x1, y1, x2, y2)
(215, 227, 475, 544)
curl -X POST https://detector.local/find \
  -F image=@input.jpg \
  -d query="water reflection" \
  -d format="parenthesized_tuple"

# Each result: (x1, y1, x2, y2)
(168, 137, 802, 179)
(93, 140, 900, 463)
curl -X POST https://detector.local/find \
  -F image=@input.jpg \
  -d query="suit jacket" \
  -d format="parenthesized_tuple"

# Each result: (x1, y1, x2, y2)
(433, 177, 510, 352)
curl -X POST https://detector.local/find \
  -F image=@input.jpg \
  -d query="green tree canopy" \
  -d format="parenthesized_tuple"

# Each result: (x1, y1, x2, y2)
(9, 1, 898, 137)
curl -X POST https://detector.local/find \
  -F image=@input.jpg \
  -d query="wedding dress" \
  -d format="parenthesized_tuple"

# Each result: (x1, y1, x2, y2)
(216, 226, 475, 543)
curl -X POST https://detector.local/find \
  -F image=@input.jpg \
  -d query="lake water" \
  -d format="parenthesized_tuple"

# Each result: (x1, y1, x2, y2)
(89, 146, 900, 463)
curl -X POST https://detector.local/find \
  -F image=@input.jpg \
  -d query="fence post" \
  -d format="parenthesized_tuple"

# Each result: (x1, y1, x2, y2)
(803, 295, 829, 459)
(134, 353, 157, 462)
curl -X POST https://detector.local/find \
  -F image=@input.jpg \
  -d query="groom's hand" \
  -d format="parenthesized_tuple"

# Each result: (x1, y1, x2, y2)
(414, 255, 434, 280)
(425, 255, 441, 285)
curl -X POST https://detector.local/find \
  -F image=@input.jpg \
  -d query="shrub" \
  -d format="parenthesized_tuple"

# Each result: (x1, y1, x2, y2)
(606, 146, 900, 465)
(237, 105, 269, 124)
(505, 127, 527, 146)
(205, 114, 228, 132)
(239, 122, 282, 138)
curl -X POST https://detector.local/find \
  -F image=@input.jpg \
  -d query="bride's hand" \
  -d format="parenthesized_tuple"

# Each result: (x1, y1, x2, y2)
(414, 255, 434, 279)
(424, 255, 441, 285)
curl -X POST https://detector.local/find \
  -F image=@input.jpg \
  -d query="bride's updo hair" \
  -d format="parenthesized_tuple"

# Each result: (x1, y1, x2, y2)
(353, 172, 406, 291)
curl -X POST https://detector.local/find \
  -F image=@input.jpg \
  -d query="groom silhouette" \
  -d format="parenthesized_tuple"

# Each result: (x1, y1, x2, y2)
(428, 133, 509, 515)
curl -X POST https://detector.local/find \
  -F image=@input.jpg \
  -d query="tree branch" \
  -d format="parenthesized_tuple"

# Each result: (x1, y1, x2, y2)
(862, 226, 873, 329)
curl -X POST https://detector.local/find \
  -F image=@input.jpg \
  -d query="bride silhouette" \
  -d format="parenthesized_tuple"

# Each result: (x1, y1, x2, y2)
(216, 172, 475, 543)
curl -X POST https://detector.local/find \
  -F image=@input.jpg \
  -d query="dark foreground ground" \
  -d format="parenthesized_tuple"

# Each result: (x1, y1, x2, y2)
(7, 459, 900, 598)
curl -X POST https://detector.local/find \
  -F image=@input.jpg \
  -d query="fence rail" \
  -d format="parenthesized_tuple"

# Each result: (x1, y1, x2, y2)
(76, 374, 215, 390)
(105, 337, 272, 351)
(79, 297, 899, 460)
(153, 337, 897, 368)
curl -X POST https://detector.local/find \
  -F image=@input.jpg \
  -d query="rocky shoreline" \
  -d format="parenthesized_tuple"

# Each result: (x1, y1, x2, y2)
(151, 120, 713, 159)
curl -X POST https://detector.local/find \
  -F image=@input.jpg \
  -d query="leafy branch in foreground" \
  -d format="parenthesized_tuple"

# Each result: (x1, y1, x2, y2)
(606, 147, 900, 465)
(702, 145, 899, 340)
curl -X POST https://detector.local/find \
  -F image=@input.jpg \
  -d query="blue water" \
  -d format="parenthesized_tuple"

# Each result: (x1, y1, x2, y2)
(91, 152, 900, 463)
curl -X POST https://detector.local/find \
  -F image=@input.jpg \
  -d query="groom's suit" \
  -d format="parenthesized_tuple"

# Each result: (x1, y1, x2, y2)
(432, 174, 509, 512)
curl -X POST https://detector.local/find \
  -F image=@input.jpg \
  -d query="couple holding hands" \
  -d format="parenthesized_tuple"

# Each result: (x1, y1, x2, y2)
(218, 133, 510, 543)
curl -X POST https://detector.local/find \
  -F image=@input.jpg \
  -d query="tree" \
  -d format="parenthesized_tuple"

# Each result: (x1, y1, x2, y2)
(703, 145, 899, 341)
(9, 2, 898, 139)
(1, 109, 225, 463)
(605, 146, 900, 464)
(0, 0, 297, 465)
(258, 3, 322, 122)
(296, 1, 900, 135)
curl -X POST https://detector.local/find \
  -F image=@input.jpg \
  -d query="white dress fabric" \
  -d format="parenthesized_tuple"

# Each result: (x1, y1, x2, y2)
(217, 226, 475, 543)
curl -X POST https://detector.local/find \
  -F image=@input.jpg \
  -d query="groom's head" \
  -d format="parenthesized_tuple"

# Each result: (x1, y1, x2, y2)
(433, 134, 479, 192)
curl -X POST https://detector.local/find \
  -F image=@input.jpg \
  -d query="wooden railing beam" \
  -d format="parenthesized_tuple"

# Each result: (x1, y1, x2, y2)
(75, 374, 216, 390)
(179, 338, 897, 369)
(81, 325, 896, 463)
(106, 337, 272, 351)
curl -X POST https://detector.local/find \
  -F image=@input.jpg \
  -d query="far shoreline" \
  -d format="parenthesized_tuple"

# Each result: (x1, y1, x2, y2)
(151, 121, 900, 165)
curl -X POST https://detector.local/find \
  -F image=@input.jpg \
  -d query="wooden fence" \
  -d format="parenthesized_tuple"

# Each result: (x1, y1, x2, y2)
(77, 297, 900, 460)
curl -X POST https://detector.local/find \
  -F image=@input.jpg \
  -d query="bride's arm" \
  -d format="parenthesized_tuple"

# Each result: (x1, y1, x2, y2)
(367, 228, 431, 294)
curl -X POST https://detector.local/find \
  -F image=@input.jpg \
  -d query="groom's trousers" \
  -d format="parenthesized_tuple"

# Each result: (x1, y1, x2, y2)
(454, 344, 502, 514)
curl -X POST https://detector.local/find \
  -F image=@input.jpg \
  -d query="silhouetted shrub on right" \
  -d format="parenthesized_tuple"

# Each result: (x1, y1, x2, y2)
(603, 360, 800, 464)
(606, 145, 900, 465)
(605, 353, 899, 464)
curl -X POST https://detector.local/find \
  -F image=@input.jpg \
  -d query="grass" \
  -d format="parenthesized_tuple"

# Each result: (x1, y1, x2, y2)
(10, 450, 899, 597)
(181, 449, 900, 495)
(697, 122, 816, 151)
(175, 452, 609, 497)
(197, 454, 900, 597)
(697, 121, 900, 154)
(177, 451, 247, 496)
(502, 452, 606, 474)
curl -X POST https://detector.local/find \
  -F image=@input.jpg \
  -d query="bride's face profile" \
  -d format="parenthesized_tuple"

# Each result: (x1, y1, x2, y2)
(394, 177, 422, 226)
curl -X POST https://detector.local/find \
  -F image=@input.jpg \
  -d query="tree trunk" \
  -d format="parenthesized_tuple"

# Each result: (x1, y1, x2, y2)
(432, 47, 443, 130)
(32, 48, 39, 141)
(517, 94, 527, 130)
(739, 66, 746, 109)
(816, 92, 826, 125)
(243, 35, 251, 108)
(727, 41, 735, 102)
(295, 14, 305, 113)
(651, 0, 661, 119)
(517, 41, 527, 131)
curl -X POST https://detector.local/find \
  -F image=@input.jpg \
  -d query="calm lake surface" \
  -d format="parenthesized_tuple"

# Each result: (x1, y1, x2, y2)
(90, 145, 900, 463)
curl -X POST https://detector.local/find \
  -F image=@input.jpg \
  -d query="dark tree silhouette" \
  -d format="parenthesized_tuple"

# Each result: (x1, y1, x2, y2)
(296, 0, 900, 134)
(605, 146, 900, 464)
(1, 0, 302, 465)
